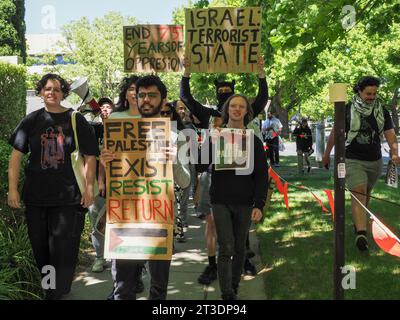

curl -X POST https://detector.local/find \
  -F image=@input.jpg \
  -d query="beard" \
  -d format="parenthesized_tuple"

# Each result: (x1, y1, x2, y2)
(138, 101, 163, 117)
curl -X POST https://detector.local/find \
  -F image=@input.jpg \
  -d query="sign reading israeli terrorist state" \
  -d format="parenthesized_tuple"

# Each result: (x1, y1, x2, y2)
(185, 7, 261, 73)
(124, 25, 184, 72)
(103, 118, 174, 260)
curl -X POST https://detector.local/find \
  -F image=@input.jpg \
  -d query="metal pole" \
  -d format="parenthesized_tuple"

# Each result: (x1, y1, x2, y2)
(329, 83, 347, 300)
(333, 101, 346, 300)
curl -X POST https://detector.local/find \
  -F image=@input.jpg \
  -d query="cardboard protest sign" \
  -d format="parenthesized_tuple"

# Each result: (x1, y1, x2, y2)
(124, 25, 184, 73)
(185, 7, 262, 73)
(212, 128, 252, 171)
(103, 118, 174, 260)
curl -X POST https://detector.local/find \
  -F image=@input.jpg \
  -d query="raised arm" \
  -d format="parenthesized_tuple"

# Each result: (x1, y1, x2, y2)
(251, 55, 269, 118)
(180, 57, 220, 128)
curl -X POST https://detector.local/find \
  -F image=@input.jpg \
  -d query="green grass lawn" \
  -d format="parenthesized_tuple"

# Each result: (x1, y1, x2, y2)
(259, 156, 400, 300)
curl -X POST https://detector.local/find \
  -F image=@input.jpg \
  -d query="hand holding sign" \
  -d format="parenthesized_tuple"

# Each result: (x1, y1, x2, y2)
(257, 54, 265, 78)
(100, 149, 116, 167)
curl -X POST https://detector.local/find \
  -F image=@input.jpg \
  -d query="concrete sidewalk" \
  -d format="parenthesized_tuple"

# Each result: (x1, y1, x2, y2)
(64, 202, 268, 300)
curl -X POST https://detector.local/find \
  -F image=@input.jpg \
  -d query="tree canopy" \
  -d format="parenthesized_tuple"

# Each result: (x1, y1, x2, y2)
(36, 1, 400, 131)
(0, 0, 26, 61)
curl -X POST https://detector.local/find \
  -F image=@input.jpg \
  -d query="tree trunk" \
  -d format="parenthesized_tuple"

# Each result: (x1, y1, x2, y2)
(271, 84, 289, 138)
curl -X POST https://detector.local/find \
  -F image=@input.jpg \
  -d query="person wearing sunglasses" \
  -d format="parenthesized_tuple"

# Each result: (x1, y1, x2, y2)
(100, 75, 190, 300)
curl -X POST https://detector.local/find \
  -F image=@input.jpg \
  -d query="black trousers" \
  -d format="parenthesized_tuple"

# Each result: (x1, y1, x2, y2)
(211, 204, 252, 298)
(113, 259, 171, 300)
(25, 205, 85, 299)
(266, 137, 280, 165)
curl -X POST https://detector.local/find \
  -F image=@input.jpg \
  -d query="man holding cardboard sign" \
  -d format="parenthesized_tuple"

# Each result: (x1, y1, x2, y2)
(101, 76, 190, 300)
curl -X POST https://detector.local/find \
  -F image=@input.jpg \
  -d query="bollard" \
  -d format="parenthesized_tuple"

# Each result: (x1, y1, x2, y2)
(329, 83, 347, 301)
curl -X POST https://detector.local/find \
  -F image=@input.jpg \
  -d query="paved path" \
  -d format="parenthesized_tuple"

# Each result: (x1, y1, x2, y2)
(64, 202, 268, 300)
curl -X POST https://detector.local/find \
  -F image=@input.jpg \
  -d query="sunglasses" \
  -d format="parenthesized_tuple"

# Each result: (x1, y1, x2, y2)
(160, 110, 172, 116)
(137, 92, 159, 99)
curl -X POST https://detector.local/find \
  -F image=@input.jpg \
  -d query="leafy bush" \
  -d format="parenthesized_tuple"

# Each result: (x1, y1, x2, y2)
(0, 214, 43, 300)
(0, 62, 26, 140)
(0, 138, 42, 300)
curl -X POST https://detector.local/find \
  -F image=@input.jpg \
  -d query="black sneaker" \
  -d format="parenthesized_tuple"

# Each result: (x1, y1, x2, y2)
(355, 234, 369, 252)
(176, 231, 186, 243)
(232, 285, 239, 295)
(106, 289, 115, 300)
(198, 265, 217, 285)
(221, 293, 237, 300)
(243, 258, 257, 276)
(197, 212, 206, 220)
(246, 249, 255, 259)
(135, 276, 144, 294)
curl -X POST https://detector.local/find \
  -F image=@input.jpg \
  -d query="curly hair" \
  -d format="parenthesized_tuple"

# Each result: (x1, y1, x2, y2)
(135, 75, 167, 100)
(115, 75, 140, 112)
(353, 76, 381, 94)
(165, 101, 185, 131)
(35, 73, 70, 99)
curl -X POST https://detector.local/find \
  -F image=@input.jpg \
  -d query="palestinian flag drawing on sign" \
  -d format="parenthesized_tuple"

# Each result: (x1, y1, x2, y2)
(104, 223, 173, 260)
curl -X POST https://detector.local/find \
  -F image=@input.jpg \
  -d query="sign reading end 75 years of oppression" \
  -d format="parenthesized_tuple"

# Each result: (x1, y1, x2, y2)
(185, 7, 262, 73)
(103, 118, 175, 260)
(124, 25, 184, 73)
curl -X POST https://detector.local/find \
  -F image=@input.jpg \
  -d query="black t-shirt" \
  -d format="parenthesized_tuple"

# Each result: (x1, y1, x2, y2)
(9, 108, 100, 206)
(293, 126, 312, 152)
(345, 103, 394, 161)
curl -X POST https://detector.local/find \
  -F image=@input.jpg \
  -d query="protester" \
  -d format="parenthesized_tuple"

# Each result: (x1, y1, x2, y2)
(111, 75, 141, 118)
(87, 97, 114, 273)
(293, 117, 313, 174)
(7, 73, 99, 299)
(197, 94, 268, 300)
(262, 111, 283, 167)
(180, 56, 267, 284)
(161, 101, 188, 243)
(102, 75, 148, 297)
(323, 76, 399, 252)
(100, 75, 190, 300)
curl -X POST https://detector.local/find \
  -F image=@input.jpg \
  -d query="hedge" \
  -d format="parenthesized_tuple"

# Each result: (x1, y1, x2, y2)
(0, 62, 26, 140)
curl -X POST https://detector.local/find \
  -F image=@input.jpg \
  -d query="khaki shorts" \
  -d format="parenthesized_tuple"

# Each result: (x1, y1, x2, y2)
(345, 158, 383, 190)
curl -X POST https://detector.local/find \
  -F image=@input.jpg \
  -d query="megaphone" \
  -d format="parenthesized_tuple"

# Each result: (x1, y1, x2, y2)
(70, 77, 100, 113)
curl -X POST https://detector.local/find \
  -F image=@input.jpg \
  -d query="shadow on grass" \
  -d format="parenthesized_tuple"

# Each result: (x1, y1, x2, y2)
(258, 156, 400, 300)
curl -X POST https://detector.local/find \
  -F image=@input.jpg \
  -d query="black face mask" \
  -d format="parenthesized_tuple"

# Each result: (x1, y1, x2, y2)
(217, 92, 234, 106)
